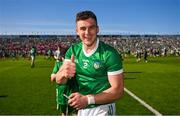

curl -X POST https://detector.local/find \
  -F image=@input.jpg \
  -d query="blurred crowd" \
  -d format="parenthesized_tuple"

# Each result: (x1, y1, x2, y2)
(0, 35, 77, 59)
(0, 35, 179, 59)
(101, 35, 180, 58)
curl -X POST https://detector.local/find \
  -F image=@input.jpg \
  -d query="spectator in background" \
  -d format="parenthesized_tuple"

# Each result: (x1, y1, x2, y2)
(143, 49, 148, 63)
(54, 46, 61, 62)
(30, 46, 36, 68)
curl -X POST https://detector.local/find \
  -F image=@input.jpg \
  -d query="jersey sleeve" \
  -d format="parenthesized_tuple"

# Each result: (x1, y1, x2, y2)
(51, 62, 62, 77)
(65, 45, 74, 60)
(105, 48, 123, 75)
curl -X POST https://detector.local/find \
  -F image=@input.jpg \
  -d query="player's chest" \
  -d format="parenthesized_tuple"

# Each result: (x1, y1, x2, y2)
(75, 53, 106, 75)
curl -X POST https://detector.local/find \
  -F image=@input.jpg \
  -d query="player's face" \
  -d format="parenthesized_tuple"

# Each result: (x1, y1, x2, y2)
(76, 18, 99, 47)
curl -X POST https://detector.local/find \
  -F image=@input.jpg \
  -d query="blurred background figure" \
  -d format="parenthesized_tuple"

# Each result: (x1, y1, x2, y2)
(143, 48, 148, 63)
(136, 49, 142, 62)
(54, 46, 62, 62)
(30, 46, 36, 68)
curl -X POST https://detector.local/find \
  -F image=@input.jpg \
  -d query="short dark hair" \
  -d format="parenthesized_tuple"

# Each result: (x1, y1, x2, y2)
(76, 10, 98, 25)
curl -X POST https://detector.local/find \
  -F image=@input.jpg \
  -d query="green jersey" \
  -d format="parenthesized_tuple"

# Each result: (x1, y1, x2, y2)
(65, 39, 123, 108)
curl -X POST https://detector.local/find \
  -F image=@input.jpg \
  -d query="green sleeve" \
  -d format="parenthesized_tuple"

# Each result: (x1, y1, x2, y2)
(51, 62, 63, 75)
(65, 46, 73, 60)
(106, 48, 123, 72)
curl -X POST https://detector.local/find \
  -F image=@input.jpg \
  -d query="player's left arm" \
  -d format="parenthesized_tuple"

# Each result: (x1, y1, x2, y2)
(68, 73, 124, 110)
(94, 49, 124, 104)
(94, 73, 124, 104)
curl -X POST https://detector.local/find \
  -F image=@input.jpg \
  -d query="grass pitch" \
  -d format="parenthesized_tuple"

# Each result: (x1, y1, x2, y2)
(0, 56, 180, 115)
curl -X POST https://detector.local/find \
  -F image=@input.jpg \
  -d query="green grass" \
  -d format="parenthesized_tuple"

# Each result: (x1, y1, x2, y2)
(0, 57, 58, 115)
(0, 56, 180, 115)
(117, 56, 180, 115)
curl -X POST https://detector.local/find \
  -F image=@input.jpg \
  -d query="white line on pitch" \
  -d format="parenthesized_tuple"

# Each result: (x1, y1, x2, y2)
(124, 87, 162, 116)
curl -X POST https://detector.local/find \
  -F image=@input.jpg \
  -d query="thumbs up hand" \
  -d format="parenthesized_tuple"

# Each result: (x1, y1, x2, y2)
(64, 54, 76, 78)
(56, 54, 76, 84)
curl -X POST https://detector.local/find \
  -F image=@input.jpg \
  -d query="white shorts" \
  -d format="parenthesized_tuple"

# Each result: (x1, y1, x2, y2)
(78, 103, 115, 116)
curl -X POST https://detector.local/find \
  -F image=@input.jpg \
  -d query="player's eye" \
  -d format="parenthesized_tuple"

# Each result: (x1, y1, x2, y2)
(89, 25, 97, 30)
(80, 25, 97, 31)
(80, 27, 87, 31)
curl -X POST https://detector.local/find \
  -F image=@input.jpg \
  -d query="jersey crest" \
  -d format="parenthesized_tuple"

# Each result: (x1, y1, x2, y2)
(93, 61, 101, 69)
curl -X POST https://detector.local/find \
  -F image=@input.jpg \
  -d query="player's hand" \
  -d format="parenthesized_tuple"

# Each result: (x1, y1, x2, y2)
(56, 55, 76, 84)
(68, 92, 88, 110)
(60, 54, 76, 78)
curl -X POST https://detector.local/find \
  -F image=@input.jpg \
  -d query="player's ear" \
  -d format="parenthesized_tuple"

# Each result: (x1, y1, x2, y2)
(96, 25, 99, 34)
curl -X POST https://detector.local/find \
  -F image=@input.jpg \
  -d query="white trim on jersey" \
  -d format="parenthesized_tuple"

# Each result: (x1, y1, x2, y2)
(83, 39, 99, 57)
(108, 69, 123, 75)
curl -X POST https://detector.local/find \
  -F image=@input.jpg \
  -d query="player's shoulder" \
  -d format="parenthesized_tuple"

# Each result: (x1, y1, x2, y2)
(99, 41, 118, 53)
(99, 41, 123, 65)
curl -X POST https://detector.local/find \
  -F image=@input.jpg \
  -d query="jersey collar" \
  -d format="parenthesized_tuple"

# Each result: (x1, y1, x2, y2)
(83, 39, 99, 57)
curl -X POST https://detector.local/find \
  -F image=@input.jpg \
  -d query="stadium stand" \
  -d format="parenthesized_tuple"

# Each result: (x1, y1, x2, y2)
(0, 35, 179, 59)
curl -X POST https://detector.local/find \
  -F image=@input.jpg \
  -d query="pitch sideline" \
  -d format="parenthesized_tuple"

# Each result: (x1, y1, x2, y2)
(124, 87, 162, 116)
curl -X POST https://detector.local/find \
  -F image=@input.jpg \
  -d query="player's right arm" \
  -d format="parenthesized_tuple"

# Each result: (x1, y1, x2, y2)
(55, 65, 68, 84)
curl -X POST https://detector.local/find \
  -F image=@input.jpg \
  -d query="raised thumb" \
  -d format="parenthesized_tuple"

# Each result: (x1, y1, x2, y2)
(71, 54, 75, 62)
